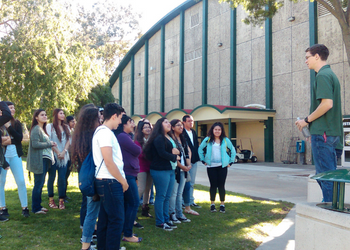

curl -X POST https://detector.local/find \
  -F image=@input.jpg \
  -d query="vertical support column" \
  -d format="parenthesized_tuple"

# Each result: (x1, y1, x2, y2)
(230, 8, 237, 106)
(265, 6, 273, 110)
(229, 120, 237, 147)
(130, 54, 135, 115)
(179, 11, 185, 109)
(160, 25, 165, 112)
(264, 117, 274, 162)
(119, 71, 122, 106)
(309, 1, 318, 98)
(202, 0, 208, 105)
(144, 40, 149, 115)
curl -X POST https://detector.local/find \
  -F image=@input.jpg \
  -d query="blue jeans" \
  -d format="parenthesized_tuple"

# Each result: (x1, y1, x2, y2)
(95, 179, 124, 250)
(150, 169, 175, 225)
(0, 155, 27, 207)
(47, 161, 68, 199)
(188, 162, 198, 204)
(169, 171, 186, 218)
(311, 134, 339, 202)
(80, 194, 87, 228)
(32, 158, 50, 213)
(123, 175, 139, 237)
(183, 181, 190, 206)
(82, 196, 100, 243)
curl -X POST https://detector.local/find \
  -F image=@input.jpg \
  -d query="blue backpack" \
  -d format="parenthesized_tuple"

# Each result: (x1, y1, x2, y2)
(78, 127, 105, 197)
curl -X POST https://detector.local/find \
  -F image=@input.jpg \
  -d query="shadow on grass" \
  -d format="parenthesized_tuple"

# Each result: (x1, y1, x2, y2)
(0, 183, 293, 250)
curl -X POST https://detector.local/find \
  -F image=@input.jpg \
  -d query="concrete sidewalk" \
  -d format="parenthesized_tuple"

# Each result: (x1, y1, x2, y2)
(194, 162, 315, 250)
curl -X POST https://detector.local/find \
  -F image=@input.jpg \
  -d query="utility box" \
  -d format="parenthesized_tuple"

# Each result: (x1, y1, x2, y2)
(296, 140, 305, 153)
(296, 140, 306, 164)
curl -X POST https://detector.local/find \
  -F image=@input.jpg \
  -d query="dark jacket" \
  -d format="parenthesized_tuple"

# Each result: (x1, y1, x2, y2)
(117, 132, 141, 177)
(149, 134, 177, 171)
(0, 102, 11, 169)
(7, 120, 24, 157)
(182, 128, 200, 163)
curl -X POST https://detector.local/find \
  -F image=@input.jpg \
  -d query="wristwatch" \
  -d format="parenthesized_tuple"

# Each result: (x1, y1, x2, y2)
(304, 116, 310, 124)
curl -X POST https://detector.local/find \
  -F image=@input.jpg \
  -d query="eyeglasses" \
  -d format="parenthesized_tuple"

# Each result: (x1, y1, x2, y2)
(175, 124, 183, 127)
(143, 126, 151, 129)
(305, 55, 314, 60)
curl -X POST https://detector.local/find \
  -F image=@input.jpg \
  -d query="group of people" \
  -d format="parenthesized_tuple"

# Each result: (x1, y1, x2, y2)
(0, 100, 237, 250)
(0, 102, 76, 221)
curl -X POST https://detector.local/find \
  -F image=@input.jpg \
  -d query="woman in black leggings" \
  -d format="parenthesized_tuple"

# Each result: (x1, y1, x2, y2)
(198, 122, 235, 213)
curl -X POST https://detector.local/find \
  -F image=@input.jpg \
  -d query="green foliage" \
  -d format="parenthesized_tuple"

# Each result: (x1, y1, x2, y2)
(0, 0, 140, 125)
(0, 0, 107, 125)
(76, 83, 117, 110)
(21, 140, 29, 157)
(74, 0, 141, 75)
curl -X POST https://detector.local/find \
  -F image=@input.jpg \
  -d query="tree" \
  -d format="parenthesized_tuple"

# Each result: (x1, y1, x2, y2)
(220, 0, 350, 67)
(74, 0, 142, 75)
(76, 83, 117, 110)
(0, 0, 106, 126)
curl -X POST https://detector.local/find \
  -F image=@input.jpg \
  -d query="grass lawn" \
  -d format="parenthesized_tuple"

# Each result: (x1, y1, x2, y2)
(0, 160, 294, 250)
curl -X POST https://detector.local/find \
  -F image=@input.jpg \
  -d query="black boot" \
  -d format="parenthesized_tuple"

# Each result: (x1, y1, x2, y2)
(141, 204, 153, 218)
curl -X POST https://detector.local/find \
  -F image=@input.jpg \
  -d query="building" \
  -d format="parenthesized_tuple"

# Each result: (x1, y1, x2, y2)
(109, 0, 349, 163)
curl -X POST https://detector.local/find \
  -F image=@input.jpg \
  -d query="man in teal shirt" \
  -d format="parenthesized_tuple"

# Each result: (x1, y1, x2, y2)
(295, 44, 343, 202)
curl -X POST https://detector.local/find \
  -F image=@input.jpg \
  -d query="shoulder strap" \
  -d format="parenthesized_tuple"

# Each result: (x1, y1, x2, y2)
(93, 126, 107, 177)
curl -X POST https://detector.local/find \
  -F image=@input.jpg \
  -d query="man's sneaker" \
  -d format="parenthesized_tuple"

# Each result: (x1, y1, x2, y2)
(210, 204, 217, 212)
(165, 221, 177, 229)
(0, 208, 9, 218)
(0, 215, 9, 222)
(177, 215, 191, 223)
(156, 223, 173, 231)
(22, 208, 30, 217)
(191, 203, 202, 208)
(92, 230, 97, 241)
(134, 222, 144, 229)
(220, 205, 225, 213)
(170, 212, 181, 224)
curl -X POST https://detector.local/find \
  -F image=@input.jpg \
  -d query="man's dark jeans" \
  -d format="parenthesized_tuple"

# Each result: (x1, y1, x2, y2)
(311, 134, 339, 202)
(95, 179, 124, 250)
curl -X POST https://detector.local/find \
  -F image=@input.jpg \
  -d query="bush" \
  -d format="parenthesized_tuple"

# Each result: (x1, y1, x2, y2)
(22, 140, 29, 157)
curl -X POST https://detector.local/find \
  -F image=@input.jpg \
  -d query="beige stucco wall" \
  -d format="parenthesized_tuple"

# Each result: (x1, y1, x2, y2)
(121, 62, 131, 115)
(148, 30, 161, 113)
(134, 46, 145, 115)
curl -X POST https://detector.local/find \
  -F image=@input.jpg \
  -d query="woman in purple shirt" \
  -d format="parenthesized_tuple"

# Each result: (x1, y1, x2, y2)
(115, 115, 142, 243)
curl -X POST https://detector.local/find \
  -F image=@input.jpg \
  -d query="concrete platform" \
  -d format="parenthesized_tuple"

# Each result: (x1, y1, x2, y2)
(194, 162, 316, 250)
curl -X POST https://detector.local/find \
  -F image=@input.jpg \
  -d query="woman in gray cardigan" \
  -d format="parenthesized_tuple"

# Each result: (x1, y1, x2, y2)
(27, 109, 56, 214)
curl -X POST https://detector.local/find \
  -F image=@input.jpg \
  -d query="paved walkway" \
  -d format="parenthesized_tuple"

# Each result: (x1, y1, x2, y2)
(195, 162, 316, 250)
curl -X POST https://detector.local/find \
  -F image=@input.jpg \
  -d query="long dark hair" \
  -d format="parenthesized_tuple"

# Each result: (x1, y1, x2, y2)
(114, 114, 132, 137)
(30, 109, 48, 135)
(52, 108, 70, 142)
(5, 101, 16, 127)
(207, 122, 227, 144)
(143, 117, 171, 159)
(70, 105, 100, 167)
(170, 119, 186, 147)
(134, 121, 152, 148)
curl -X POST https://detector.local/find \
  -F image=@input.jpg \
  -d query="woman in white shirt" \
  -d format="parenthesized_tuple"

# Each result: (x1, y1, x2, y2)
(198, 122, 236, 214)
(46, 109, 70, 210)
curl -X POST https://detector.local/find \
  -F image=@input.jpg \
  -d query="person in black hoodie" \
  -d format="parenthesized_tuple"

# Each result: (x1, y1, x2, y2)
(182, 115, 202, 209)
(0, 101, 12, 222)
(144, 117, 180, 231)
(0, 101, 29, 218)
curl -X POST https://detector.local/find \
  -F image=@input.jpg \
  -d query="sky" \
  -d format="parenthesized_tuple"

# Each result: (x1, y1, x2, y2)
(76, 0, 188, 34)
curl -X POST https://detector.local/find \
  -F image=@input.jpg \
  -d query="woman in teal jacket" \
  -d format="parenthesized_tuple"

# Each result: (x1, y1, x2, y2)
(198, 122, 236, 213)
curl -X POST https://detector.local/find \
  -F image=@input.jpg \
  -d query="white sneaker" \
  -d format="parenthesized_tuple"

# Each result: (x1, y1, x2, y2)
(170, 212, 181, 224)
(177, 215, 191, 223)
